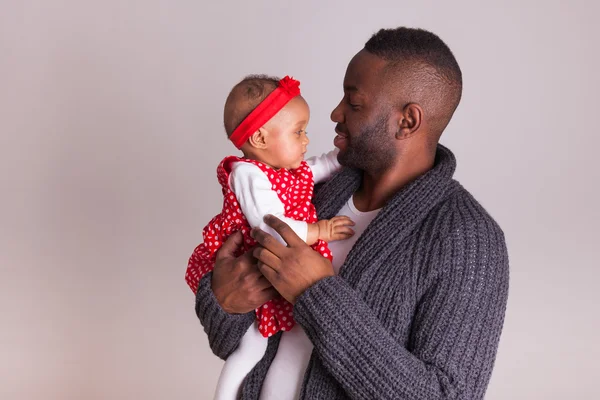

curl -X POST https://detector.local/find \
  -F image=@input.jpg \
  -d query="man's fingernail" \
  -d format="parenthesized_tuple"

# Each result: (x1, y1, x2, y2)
(250, 228, 256, 238)
(264, 214, 272, 222)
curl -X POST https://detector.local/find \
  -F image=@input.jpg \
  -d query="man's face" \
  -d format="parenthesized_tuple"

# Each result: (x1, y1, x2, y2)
(331, 50, 397, 172)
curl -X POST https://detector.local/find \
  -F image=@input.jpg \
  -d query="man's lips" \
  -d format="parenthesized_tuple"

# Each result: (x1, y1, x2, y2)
(334, 127, 348, 149)
(335, 126, 348, 137)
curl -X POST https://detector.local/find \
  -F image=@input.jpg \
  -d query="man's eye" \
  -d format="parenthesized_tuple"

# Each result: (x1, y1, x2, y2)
(347, 99, 360, 110)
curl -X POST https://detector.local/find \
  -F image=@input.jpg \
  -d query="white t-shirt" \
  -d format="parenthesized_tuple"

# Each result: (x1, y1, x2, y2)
(259, 196, 381, 400)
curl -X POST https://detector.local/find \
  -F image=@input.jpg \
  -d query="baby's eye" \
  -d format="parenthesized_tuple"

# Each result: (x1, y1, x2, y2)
(295, 130, 306, 136)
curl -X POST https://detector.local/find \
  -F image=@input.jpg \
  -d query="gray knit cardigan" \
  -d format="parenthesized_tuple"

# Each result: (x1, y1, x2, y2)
(195, 145, 509, 399)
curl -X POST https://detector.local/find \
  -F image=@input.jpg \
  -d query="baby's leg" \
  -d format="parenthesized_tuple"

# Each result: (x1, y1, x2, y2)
(213, 321, 268, 400)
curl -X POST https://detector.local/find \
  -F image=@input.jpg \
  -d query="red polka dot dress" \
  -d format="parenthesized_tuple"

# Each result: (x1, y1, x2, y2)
(185, 156, 333, 337)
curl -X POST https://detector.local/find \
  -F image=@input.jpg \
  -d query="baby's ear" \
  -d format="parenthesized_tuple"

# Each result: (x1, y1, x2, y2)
(247, 128, 268, 149)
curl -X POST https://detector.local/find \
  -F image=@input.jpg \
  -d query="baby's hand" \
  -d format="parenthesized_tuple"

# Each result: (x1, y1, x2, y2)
(317, 216, 355, 242)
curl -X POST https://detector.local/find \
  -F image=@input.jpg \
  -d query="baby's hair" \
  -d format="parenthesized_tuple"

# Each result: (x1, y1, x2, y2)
(224, 75, 280, 137)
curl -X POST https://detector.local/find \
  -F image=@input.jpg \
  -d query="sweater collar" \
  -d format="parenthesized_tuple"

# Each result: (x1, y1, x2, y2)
(313, 144, 460, 280)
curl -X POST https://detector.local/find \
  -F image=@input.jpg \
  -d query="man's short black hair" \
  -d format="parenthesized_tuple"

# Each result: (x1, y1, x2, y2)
(365, 27, 463, 139)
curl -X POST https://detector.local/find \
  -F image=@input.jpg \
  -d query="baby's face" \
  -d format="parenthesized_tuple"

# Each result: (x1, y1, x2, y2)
(264, 96, 310, 170)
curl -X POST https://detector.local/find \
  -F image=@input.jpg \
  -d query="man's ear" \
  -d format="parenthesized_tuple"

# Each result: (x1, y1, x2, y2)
(247, 128, 268, 149)
(395, 103, 423, 140)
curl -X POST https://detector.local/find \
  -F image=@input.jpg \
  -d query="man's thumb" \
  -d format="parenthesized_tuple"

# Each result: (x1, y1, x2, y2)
(216, 231, 243, 260)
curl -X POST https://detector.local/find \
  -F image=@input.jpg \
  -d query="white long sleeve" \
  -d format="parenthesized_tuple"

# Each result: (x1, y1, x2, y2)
(229, 162, 308, 244)
(305, 148, 341, 184)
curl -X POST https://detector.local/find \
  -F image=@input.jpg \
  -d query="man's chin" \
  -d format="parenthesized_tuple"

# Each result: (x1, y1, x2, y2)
(337, 150, 358, 169)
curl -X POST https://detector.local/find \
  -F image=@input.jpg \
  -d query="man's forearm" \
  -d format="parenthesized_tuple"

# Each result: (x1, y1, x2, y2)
(195, 272, 255, 360)
(294, 271, 508, 400)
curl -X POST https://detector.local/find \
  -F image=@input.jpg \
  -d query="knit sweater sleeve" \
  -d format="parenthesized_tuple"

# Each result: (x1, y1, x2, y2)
(293, 212, 509, 400)
(195, 271, 255, 360)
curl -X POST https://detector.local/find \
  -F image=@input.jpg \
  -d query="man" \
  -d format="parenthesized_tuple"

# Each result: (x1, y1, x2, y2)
(194, 27, 509, 399)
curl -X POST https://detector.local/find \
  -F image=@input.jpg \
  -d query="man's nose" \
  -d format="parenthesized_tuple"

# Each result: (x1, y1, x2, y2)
(330, 101, 344, 123)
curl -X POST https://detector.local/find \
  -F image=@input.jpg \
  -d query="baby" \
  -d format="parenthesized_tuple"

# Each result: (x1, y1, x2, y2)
(185, 75, 354, 399)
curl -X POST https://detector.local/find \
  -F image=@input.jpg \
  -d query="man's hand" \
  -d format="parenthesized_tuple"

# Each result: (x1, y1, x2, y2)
(211, 231, 278, 314)
(252, 215, 335, 304)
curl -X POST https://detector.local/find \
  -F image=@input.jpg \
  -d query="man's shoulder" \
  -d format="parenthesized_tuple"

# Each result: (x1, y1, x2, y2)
(432, 182, 506, 245)
(416, 182, 509, 288)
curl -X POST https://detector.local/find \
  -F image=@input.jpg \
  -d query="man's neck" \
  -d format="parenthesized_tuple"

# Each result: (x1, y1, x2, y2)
(353, 151, 436, 212)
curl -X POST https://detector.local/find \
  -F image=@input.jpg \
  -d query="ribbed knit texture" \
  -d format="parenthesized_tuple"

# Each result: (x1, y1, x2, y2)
(195, 272, 255, 360)
(195, 145, 509, 399)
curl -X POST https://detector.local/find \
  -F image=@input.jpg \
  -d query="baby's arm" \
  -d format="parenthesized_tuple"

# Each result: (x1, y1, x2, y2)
(230, 162, 353, 245)
(305, 148, 341, 184)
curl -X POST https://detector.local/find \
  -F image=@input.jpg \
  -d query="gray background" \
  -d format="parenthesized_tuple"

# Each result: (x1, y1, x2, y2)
(1, 1, 598, 399)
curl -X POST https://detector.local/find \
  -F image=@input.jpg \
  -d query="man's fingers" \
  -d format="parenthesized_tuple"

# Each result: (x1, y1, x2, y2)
(251, 225, 287, 256)
(255, 287, 279, 305)
(237, 246, 257, 265)
(215, 231, 243, 262)
(254, 275, 273, 291)
(257, 261, 279, 286)
(263, 215, 305, 248)
(253, 247, 282, 272)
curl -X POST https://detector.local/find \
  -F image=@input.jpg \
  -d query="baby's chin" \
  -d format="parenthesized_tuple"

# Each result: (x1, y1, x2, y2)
(291, 158, 304, 170)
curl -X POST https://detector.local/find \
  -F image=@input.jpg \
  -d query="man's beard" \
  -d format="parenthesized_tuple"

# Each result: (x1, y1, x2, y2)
(338, 113, 396, 173)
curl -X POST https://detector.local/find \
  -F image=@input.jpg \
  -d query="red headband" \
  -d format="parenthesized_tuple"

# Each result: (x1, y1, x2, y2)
(229, 76, 301, 149)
